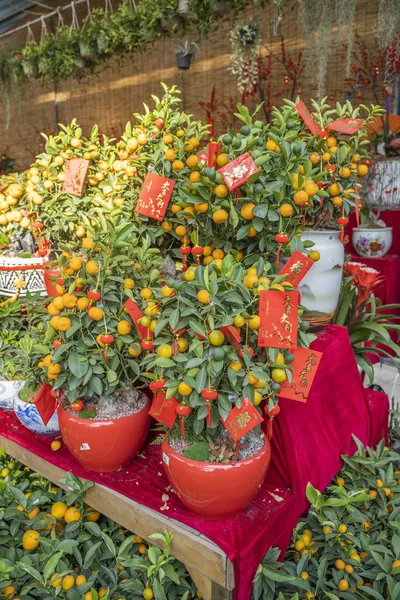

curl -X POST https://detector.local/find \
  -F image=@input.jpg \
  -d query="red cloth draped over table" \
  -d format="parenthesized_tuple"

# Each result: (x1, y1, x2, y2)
(0, 326, 389, 600)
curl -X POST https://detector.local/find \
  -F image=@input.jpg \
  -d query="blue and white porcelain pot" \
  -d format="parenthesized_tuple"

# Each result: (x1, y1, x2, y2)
(14, 393, 60, 435)
(0, 380, 24, 410)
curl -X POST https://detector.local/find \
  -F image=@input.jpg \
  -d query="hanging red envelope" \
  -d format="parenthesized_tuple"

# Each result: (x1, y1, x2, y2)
(278, 251, 315, 287)
(34, 382, 58, 426)
(149, 391, 178, 429)
(222, 398, 263, 441)
(295, 100, 327, 137)
(124, 298, 153, 340)
(221, 325, 241, 350)
(207, 142, 221, 167)
(198, 150, 208, 164)
(258, 290, 298, 349)
(219, 152, 259, 191)
(327, 118, 363, 135)
(135, 173, 175, 221)
(62, 158, 90, 197)
(278, 347, 322, 402)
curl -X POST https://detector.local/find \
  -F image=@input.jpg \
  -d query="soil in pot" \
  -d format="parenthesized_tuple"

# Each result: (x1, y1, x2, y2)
(59, 388, 151, 473)
(162, 426, 271, 519)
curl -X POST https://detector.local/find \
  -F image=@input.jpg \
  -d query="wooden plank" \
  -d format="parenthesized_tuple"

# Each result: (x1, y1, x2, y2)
(186, 566, 212, 600)
(0, 435, 234, 591)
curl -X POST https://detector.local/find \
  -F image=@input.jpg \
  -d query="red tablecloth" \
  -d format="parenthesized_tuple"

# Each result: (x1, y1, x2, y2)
(0, 326, 389, 600)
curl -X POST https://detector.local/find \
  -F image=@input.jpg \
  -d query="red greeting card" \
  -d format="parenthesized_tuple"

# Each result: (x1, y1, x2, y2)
(222, 398, 263, 441)
(295, 101, 326, 137)
(278, 347, 322, 402)
(207, 142, 221, 167)
(327, 118, 363, 135)
(258, 290, 298, 349)
(135, 173, 175, 221)
(149, 391, 178, 429)
(221, 325, 241, 350)
(124, 298, 153, 340)
(62, 158, 90, 197)
(219, 153, 259, 191)
(278, 251, 315, 287)
(34, 382, 58, 426)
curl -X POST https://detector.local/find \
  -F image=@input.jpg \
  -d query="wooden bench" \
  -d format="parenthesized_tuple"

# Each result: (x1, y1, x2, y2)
(0, 435, 234, 600)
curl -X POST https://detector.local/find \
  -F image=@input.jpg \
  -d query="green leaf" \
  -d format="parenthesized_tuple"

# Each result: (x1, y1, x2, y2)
(68, 354, 89, 379)
(107, 370, 118, 384)
(306, 483, 320, 506)
(83, 542, 103, 568)
(43, 551, 63, 583)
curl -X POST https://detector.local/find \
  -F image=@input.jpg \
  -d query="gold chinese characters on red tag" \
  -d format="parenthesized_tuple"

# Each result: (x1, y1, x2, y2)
(135, 173, 175, 221)
(258, 290, 298, 349)
(278, 347, 322, 402)
(219, 152, 259, 191)
(222, 398, 263, 441)
(62, 158, 90, 197)
(278, 251, 314, 287)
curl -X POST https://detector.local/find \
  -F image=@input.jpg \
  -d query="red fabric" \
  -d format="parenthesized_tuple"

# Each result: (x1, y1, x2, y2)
(0, 325, 389, 600)
(267, 325, 373, 513)
(365, 389, 390, 446)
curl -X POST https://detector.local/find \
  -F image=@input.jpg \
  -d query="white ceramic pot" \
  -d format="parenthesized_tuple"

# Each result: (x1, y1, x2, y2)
(0, 256, 47, 297)
(352, 227, 393, 258)
(0, 380, 24, 410)
(14, 393, 60, 435)
(299, 230, 344, 327)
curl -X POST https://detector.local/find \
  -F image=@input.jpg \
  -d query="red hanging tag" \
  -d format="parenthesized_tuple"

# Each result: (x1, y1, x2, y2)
(222, 398, 263, 441)
(124, 299, 152, 341)
(327, 118, 363, 134)
(221, 326, 240, 350)
(278, 347, 322, 402)
(34, 383, 58, 426)
(149, 392, 178, 429)
(135, 172, 175, 221)
(219, 153, 259, 191)
(258, 290, 298, 349)
(62, 158, 90, 197)
(207, 142, 221, 167)
(278, 251, 315, 287)
(295, 100, 327, 137)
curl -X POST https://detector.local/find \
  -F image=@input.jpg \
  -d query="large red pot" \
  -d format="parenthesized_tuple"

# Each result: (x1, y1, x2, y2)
(161, 432, 271, 519)
(44, 268, 62, 297)
(58, 395, 151, 473)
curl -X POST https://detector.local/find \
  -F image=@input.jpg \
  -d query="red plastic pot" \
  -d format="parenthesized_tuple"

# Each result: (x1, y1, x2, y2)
(44, 268, 62, 297)
(58, 395, 151, 473)
(161, 433, 271, 519)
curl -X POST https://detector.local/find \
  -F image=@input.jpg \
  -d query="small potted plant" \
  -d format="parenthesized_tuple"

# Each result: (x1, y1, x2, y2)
(0, 338, 23, 410)
(137, 257, 314, 519)
(0, 296, 34, 411)
(40, 216, 162, 472)
(174, 41, 199, 70)
(13, 331, 60, 436)
(352, 206, 393, 258)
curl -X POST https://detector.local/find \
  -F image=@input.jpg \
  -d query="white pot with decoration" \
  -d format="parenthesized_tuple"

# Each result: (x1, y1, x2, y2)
(299, 230, 344, 328)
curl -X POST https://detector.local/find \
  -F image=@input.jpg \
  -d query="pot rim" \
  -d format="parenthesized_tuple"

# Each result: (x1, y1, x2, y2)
(353, 227, 393, 232)
(162, 431, 268, 468)
(59, 393, 151, 425)
(301, 229, 341, 235)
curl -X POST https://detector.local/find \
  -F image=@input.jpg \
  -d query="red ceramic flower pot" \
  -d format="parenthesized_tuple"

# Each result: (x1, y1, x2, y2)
(58, 395, 151, 473)
(161, 433, 271, 519)
(44, 268, 62, 297)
